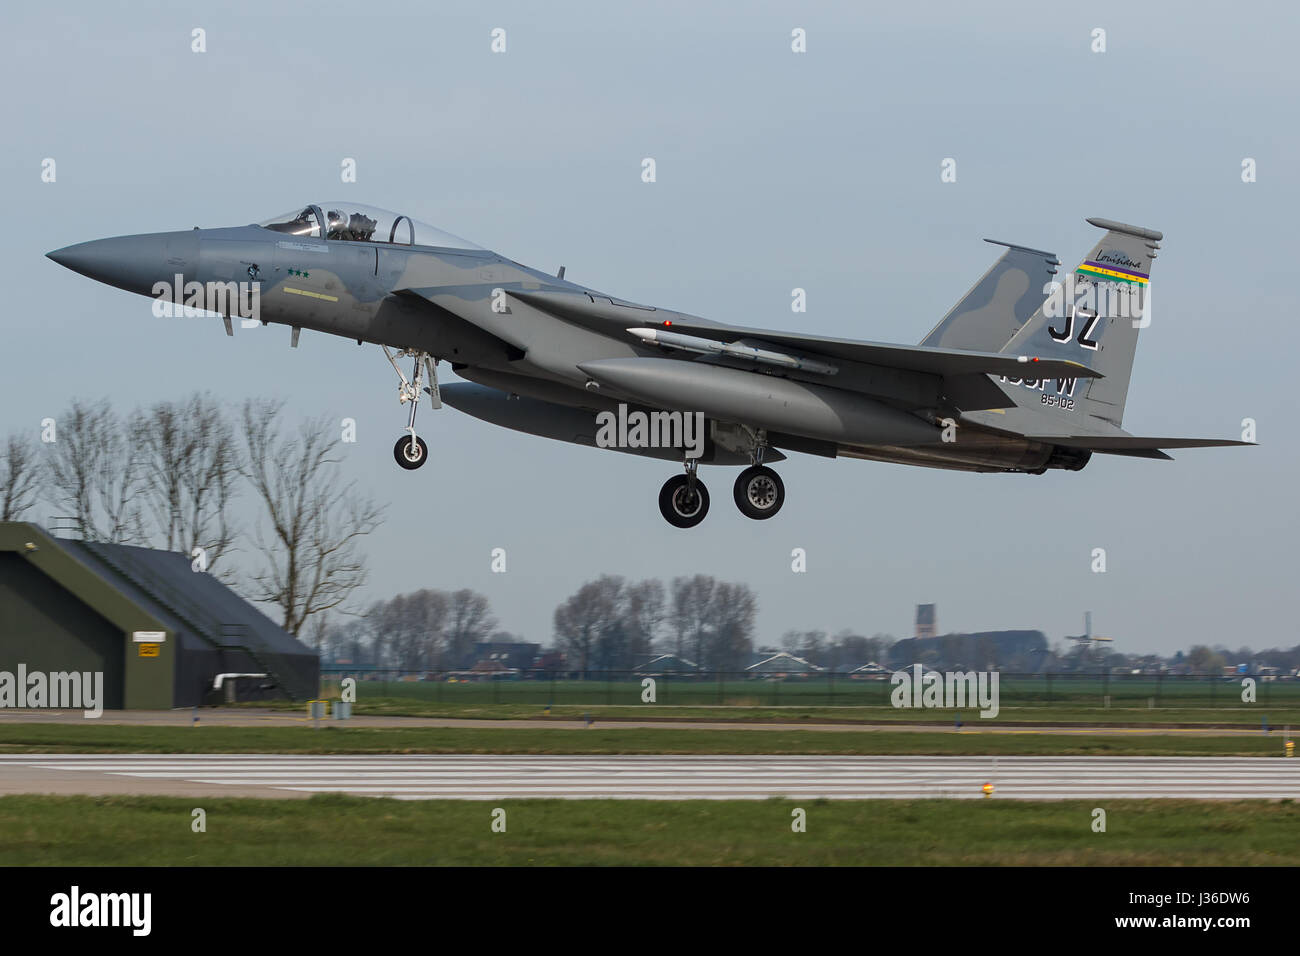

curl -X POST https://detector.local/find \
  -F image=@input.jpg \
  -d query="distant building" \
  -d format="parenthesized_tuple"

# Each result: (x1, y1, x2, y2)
(469, 658, 514, 676)
(888, 630, 1048, 672)
(464, 641, 540, 672)
(745, 651, 823, 676)
(0, 522, 318, 707)
(535, 650, 566, 672)
(915, 604, 937, 641)
(634, 654, 698, 674)
(849, 662, 891, 679)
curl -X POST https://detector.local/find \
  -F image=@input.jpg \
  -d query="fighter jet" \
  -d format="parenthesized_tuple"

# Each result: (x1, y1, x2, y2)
(47, 205, 1250, 527)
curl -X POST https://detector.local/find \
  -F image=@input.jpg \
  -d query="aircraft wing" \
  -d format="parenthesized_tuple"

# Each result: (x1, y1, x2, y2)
(508, 289, 1100, 383)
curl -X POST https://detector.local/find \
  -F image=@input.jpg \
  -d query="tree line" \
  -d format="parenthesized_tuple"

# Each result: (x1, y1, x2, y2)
(552, 574, 759, 673)
(0, 394, 383, 637)
(316, 588, 500, 670)
(318, 581, 1300, 676)
(314, 574, 760, 674)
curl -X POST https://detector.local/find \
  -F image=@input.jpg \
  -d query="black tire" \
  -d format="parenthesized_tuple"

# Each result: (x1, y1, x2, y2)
(393, 434, 429, 470)
(733, 465, 784, 519)
(658, 474, 710, 528)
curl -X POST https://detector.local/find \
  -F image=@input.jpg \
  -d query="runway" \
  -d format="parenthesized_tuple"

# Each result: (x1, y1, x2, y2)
(0, 754, 1296, 800)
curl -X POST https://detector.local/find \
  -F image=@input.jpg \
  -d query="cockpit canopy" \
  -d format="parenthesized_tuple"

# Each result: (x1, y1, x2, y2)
(257, 202, 483, 250)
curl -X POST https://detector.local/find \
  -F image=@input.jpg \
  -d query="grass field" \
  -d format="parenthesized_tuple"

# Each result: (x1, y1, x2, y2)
(0, 724, 1291, 756)
(318, 675, 1300, 711)
(270, 696, 1300, 728)
(0, 794, 1295, 865)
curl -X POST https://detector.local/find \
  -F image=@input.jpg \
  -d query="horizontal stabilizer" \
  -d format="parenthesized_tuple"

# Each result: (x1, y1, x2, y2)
(1042, 436, 1252, 450)
(1037, 435, 1255, 458)
(1098, 448, 1175, 460)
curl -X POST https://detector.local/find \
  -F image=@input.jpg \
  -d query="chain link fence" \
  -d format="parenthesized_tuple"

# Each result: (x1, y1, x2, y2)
(318, 670, 1299, 709)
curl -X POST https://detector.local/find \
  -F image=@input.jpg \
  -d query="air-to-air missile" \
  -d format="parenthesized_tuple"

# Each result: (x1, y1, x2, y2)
(625, 326, 840, 375)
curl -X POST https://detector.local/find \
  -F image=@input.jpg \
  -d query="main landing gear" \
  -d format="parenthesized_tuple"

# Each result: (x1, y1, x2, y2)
(732, 434, 784, 520)
(656, 430, 786, 527)
(659, 459, 710, 528)
(384, 346, 440, 471)
(733, 464, 785, 520)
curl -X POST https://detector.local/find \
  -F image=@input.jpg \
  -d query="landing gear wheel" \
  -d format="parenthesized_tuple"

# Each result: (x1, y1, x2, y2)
(382, 346, 440, 472)
(733, 465, 784, 520)
(658, 474, 710, 528)
(393, 434, 429, 470)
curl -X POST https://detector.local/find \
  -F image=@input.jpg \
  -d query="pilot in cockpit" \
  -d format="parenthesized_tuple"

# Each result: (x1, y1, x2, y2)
(262, 208, 318, 236)
(326, 210, 378, 242)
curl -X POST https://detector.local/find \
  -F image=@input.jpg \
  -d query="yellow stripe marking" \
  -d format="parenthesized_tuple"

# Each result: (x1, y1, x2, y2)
(284, 287, 339, 302)
(1077, 263, 1149, 284)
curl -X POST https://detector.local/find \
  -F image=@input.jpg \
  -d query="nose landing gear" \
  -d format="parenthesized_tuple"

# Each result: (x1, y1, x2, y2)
(394, 434, 428, 470)
(384, 346, 439, 471)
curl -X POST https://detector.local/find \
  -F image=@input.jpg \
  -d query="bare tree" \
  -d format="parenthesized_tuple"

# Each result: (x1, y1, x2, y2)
(45, 399, 143, 542)
(306, 609, 332, 654)
(553, 575, 624, 675)
(335, 616, 374, 666)
(443, 589, 497, 667)
(312, 613, 373, 666)
(373, 589, 449, 669)
(358, 599, 390, 664)
(670, 574, 716, 665)
(781, 629, 827, 662)
(1187, 645, 1226, 674)
(624, 578, 665, 659)
(240, 398, 384, 636)
(0, 434, 40, 521)
(135, 393, 242, 571)
(707, 581, 757, 671)
(828, 631, 880, 670)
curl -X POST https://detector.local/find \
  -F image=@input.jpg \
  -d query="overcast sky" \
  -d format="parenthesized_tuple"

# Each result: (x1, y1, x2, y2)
(3, 0, 1296, 655)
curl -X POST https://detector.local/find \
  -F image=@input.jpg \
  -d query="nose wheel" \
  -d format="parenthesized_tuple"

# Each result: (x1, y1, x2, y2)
(733, 465, 785, 520)
(394, 434, 429, 470)
(383, 346, 439, 472)
(659, 459, 710, 528)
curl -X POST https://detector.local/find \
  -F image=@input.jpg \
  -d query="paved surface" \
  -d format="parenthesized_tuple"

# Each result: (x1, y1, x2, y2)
(0, 754, 1296, 800)
(0, 708, 1275, 735)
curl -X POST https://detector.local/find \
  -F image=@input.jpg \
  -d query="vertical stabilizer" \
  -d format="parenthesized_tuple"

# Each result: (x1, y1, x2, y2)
(998, 218, 1161, 426)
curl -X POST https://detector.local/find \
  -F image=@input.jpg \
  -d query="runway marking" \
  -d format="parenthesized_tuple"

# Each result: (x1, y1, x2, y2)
(0, 755, 1296, 800)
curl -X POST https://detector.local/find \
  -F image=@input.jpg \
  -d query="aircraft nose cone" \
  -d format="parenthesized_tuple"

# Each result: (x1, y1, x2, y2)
(46, 231, 198, 297)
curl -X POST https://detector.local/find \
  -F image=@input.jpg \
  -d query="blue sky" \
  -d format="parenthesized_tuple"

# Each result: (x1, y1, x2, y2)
(3, 0, 1296, 653)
